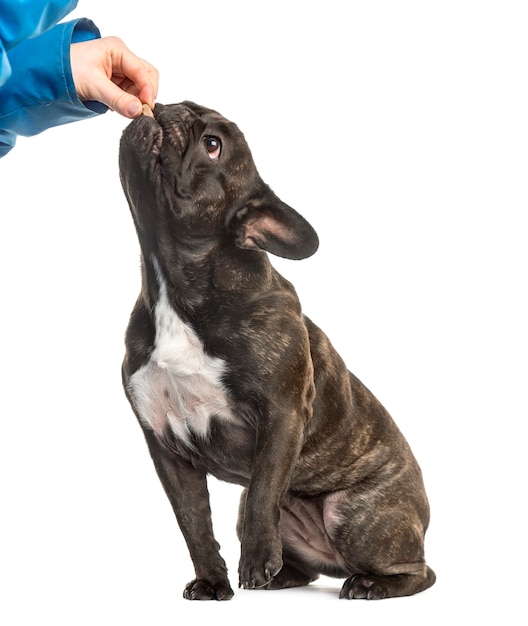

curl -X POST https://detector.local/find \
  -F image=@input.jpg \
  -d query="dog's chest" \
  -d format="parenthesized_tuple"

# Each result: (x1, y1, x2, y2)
(127, 276, 233, 445)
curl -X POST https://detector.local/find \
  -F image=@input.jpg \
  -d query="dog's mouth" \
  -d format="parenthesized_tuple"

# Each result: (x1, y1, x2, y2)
(146, 103, 194, 159)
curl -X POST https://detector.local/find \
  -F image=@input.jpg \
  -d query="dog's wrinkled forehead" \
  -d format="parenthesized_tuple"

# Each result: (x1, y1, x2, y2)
(153, 101, 236, 156)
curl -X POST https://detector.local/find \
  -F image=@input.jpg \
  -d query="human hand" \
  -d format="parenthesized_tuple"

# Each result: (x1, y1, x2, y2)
(70, 36, 159, 118)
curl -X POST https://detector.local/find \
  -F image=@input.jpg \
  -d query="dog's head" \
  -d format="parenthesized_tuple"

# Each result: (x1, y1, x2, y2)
(119, 101, 318, 260)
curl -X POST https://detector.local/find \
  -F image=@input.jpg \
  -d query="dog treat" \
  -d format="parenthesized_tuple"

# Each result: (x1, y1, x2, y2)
(142, 104, 154, 118)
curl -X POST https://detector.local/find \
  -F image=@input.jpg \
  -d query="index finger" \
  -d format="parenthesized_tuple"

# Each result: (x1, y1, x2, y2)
(111, 43, 159, 108)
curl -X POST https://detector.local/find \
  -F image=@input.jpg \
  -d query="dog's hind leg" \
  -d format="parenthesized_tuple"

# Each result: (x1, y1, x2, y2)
(325, 486, 436, 599)
(339, 566, 436, 600)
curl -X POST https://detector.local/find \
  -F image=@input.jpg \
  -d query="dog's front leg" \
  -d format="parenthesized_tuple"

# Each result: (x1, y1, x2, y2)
(237, 411, 304, 590)
(143, 429, 234, 600)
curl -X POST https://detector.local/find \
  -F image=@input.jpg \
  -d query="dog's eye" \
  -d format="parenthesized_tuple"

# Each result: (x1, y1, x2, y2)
(203, 135, 222, 159)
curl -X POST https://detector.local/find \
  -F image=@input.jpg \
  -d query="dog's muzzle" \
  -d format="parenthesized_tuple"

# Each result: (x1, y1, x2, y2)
(153, 103, 195, 157)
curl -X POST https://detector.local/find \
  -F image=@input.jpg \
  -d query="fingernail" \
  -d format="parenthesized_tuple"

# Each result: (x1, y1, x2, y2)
(127, 101, 142, 117)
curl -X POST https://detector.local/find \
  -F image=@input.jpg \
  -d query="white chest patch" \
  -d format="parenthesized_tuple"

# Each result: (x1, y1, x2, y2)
(127, 264, 233, 444)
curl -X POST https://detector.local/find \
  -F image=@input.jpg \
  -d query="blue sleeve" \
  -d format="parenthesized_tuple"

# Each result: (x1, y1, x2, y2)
(0, 0, 78, 82)
(0, 17, 107, 158)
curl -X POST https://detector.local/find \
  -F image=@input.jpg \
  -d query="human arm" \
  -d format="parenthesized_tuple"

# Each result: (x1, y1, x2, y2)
(0, 3, 158, 157)
(0, 0, 77, 80)
(0, 18, 103, 157)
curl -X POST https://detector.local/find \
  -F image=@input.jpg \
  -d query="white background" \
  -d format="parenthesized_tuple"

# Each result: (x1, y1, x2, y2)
(1, 1, 526, 624)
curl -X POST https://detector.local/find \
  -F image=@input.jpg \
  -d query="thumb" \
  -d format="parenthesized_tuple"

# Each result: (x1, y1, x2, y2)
(121, 97, 143, 118)
(96, 80, 143, 118)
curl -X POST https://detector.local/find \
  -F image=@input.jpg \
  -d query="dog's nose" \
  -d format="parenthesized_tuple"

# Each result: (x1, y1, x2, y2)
(153, 103, 167, 119)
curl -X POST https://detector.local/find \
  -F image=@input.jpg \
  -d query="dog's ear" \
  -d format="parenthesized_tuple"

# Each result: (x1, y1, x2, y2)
(232, 189, 319, 260)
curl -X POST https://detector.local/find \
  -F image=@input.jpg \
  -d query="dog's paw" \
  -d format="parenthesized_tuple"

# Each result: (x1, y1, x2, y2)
(339, 575, 389, 600)
(238, 549, 283, 589)
(340, 567, 436, 599)
(183, 578, 234, 601)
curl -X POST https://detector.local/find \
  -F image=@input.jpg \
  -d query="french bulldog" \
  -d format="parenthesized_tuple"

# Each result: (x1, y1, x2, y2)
(118, 101, 436, 601)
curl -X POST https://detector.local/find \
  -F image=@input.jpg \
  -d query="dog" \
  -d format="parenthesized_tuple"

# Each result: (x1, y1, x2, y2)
(118, 101, 436, 601)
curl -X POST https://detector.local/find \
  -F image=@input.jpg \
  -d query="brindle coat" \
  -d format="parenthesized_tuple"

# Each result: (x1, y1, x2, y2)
(119, 102, 435, 601)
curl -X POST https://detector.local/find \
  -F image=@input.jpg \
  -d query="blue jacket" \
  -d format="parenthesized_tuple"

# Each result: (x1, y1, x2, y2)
(0, 0, 107, 157)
